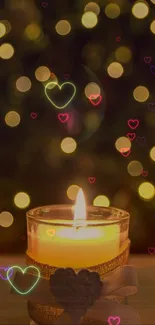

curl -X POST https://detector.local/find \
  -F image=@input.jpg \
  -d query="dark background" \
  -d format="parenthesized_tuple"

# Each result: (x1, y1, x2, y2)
(0, 0, 155, 254)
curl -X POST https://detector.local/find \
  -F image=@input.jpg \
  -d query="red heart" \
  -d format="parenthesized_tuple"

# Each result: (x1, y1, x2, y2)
(116, 36, 121, 42)
(64, 74, 70, 79)
(148, 247, 155, 255)
(127, 119, 139, 130)
(141, 170, 148, 177)
(88, 177, 96, 184)
(144, 56, 152, 64)
(42, 2, 48, 8)
(89, 94, 102, 106)
(58, 113, 69, 123)
(120, 148, 131, 157)
(31, 112, 37, 119)
(126, 133, 136, 141)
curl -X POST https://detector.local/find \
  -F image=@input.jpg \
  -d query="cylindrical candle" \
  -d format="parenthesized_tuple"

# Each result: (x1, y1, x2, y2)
(26, 205, 130, 268)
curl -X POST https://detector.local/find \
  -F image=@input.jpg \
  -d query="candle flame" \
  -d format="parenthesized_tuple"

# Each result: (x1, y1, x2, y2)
(74, 188, 86, 225)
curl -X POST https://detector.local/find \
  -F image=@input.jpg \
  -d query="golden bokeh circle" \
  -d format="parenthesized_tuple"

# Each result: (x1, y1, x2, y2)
(132, 1, 149, 19)
(61, 137, 77, 154)
(105, 3, 121, 19)
(81, 11, 98, 29)
(67, 185, 80, 200)
(133, 86, 149, 102)
(107, 62, 124, 78)
(5, 111, 20, 127)
(127, 160, 143, 176)
(0, 43, 14, 59)
(55, 20, 71, 36)
(0, 211, 14, 228)
(14, 192, 30, 209)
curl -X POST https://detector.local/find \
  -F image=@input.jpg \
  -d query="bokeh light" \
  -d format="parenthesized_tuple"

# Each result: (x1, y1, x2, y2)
(132, 1, 149, 19)
(5, 111, 20, 127)
(61, 137, 77, 154)
(149, 146, 155, 161)
(55, 20, 71, 36)
(107, 62, 124, 78)
(0, 211, 14, 228)
(105, 3, 121, 19)
(85, 82, 101, 98)
(133, 86, 149, 102)
(0, 22, 6, 38)
(93, 195, 110, 207)
(115, 46, 132, 63)
(16, 76, 31, 92)
(35, 66, 51, 82)
(138, 182, 155, 200)
(84, 2, 100, 15)
(24, 23, 42, 40)
(150, 20, 155, 34)
(127, 160, 143, 176)
(14, 192, 30, 209)
(81, 11, 98, 28)
(84, 113, 101, 130)
(1, 20, 11, 34)
(115, 137, 131, 152)
(0, 43, 14, 59)
(67, 185, 80, 200)
(150, 0, 155, 3)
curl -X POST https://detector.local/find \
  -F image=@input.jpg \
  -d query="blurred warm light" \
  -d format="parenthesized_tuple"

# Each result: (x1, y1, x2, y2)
(1, 20, 11, 34)
(150, 146, 155, 161)
(55, 20, 71, 36)
(84, 2, 100, 15)
(127, 160, 143, 176)
(45, 74, 58, 90)
(35, 66, 51, 82)
(61, 137, 77, 154)
(0, 22, 6, 38)
(115, 136, 131, 152)
(93, 195, 110, 207)
(0, 43, 14, 59)
(115, 46, 132, 63)
(81, 11, 98, 28)
(150, 0, 155, 3)
(107, 62, 124, 78)
(24, 23, 42, 40)
(146, 112, 155, 127)
(133, 86, 149, 102)
(14, 192, 30, 209)
(132, 1, 149, 19)
(5, 111, 20, 127)
(67, 185, 80, 200)
(112, 191, 130, 209)
(150, 20, 155, 34)
(138, 182, 155, 200)
(105, 3, 121, 19)
(0, 211, 14, 228)
(16, 76, 31, 92)
(74, 189, 86, 222)
(85, 82, 101, 98)
(84, 113, 101, 130)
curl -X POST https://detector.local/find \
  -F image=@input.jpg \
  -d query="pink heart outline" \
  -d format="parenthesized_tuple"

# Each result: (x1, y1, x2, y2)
(58, 113, 69, 123)
(89, 94, 102, 106)
(127, 119, 139, 130)
(120, 148, 131, 157)
(31, 112, 37, 119)
(148, 247, 155, 255)
(126, 132, 136, 141)
(88, 177, 96, 184)
(144, 56, 151, 64)
(141, 170, 148, 177)
(108, 316, 120, 325)
(0, 267, 13, 280)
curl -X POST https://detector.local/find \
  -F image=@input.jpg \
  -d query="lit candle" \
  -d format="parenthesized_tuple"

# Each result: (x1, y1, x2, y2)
(27, 189, 121, 268)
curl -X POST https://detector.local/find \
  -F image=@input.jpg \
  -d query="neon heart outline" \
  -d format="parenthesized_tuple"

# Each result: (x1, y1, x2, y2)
(0, 267, 13, 280)
(7, 266, 40, 295)
(46, 228, 56, 237)
(45, 82, 76, 109)
(89, 94, 102, 106)
(120, 148, 131, 157)
(108, 316, 120, 325)
(126, 132, 136, 141)
(127, 119, 139, 130)
(88, 177, 96, 184)
(58, 113, 69, 123)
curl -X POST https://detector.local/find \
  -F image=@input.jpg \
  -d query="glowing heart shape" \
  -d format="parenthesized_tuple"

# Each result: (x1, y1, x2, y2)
(0, 267, 13, 280)
(31, 112, 37, 119)
(141, 170, 148, 177)
(89, 94, 102, 106)
(127, 119, 139, 130)
(108, 316, 120, 325)
(148, 247, 155, 255)
(58, 113, 69, 123)
(45, 82, 76, 109)
(88, 177, 96, 184)
(46, 229, 56, 237)
(120, 148, 131, 157)
(126, 132, 136, 141)
(7, 266, 40, 295)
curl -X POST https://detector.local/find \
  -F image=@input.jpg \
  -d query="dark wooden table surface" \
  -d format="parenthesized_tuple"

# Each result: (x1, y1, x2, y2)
(0, 254, 155, 324)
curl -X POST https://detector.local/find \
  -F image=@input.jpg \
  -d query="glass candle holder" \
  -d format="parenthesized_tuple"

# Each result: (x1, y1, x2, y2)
(26, 205, 130, 325)
(26, 205, 130, 269)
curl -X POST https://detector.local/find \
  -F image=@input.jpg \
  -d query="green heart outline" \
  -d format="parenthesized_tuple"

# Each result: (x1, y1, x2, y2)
(7, 265, 40, 295)
(44, 81, 76, 109)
